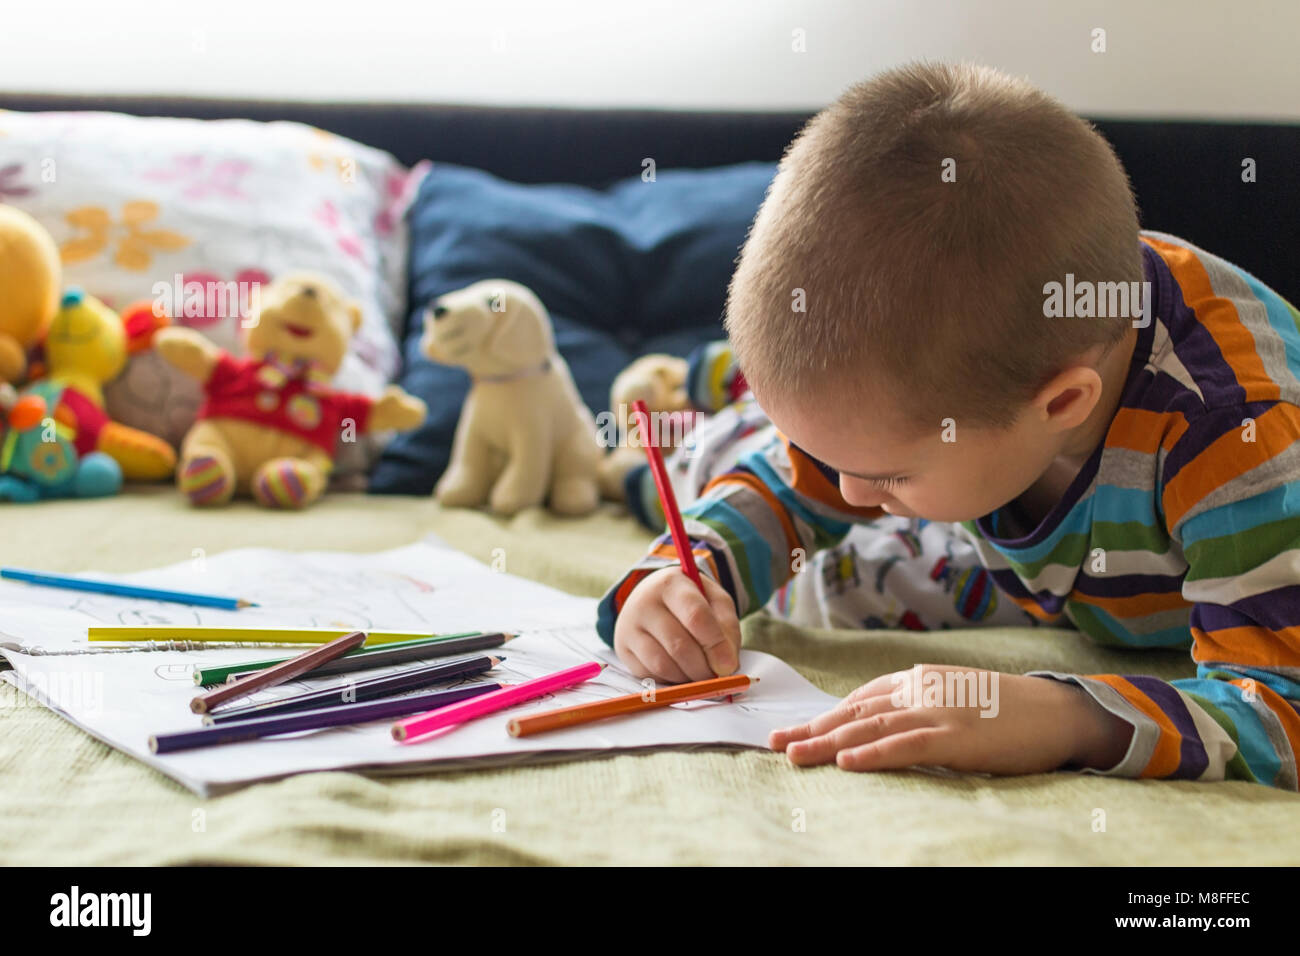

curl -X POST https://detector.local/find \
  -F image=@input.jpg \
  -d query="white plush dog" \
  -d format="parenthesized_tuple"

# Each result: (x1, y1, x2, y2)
(420, 280, 601, 516)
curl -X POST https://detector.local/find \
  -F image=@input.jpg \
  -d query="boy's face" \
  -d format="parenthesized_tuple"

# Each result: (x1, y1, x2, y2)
(757, 386, 1066, 524)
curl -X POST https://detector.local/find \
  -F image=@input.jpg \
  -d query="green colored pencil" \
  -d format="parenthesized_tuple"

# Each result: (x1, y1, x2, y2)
(192, 631, 510, 686)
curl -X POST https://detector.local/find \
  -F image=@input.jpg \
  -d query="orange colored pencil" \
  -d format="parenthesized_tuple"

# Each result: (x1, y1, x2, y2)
(506, 673, 757, 737)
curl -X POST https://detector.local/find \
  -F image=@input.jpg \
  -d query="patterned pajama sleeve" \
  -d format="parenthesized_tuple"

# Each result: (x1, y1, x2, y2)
(596, 430, 882, 645)
(1030, 403, 1300, 788)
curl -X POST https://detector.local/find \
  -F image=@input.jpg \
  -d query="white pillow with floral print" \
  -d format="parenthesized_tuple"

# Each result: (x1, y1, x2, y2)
(0, 108, 423, 479)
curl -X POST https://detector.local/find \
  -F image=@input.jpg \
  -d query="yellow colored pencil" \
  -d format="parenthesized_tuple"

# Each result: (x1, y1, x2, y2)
(88, 626, 436, 645)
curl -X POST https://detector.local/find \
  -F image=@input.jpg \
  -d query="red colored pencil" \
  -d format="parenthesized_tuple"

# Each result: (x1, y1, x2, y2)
(632, 398, 705, 594)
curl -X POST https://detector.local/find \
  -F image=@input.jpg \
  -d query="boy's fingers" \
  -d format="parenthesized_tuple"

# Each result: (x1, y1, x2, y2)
(665, 577, 736, 679)
(617, 639, 653, 681)
(785, 708, 935, 767)
(837, 727, 946, 773)
(697, 577, 742, 676)
(634, 629, 694, 684)
(634, 603, 705, 683)
(771, 693, 897, 749)
(703, 583, 742, 661)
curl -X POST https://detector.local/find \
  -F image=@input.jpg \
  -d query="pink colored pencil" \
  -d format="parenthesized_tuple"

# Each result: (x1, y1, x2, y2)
(631, 398, 705, 594)
(391, 660, 604, 742)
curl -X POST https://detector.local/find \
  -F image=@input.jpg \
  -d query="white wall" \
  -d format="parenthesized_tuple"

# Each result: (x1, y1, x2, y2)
(1, 0, 1296, 120)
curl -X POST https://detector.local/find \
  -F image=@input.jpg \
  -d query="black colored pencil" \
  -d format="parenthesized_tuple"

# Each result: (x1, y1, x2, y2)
(190, 631, 365, 715)
(207, 654, 503, 724)
(216, 632, 511, 685)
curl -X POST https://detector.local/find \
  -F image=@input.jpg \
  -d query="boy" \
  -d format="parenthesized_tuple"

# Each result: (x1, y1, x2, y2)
(596, 62, 1300, 789)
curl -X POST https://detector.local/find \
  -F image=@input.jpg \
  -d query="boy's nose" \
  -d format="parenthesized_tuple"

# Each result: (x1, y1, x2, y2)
(839, 477, 891, 509)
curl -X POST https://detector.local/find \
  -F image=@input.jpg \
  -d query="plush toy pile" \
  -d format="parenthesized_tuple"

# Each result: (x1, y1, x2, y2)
(1, 202, 746, 520)
(1, 205, 429, 510)
(0, 206, 177, 502)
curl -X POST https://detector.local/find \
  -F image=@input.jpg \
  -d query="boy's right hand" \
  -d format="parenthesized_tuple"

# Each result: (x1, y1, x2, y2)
(612, 566, 742, 684)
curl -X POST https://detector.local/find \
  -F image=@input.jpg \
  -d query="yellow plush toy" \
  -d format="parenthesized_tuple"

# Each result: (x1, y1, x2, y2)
(0, 204, 61, 385)
(156, 271, 427, 508)
(29, 289, 178, 482)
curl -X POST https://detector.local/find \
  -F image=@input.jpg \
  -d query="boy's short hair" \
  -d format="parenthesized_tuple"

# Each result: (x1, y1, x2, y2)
(725, 61, 1142, 430)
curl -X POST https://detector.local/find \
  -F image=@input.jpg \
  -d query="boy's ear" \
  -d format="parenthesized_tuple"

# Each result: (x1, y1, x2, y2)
(1038, 365, 1103, 431)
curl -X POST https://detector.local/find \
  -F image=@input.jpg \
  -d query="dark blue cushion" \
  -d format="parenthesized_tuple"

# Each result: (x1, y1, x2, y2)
(369, 160, 776, 495)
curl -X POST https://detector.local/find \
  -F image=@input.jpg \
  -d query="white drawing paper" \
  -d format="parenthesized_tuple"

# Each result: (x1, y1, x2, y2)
(0, 540, 839, 796)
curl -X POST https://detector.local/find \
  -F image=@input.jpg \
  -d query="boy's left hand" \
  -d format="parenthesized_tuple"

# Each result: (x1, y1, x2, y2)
(770, 664, 1134, 775)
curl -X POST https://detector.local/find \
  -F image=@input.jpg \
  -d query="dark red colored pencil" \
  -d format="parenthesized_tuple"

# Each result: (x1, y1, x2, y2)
(632, 398, 705, 594)
(190, 630, 365, 714)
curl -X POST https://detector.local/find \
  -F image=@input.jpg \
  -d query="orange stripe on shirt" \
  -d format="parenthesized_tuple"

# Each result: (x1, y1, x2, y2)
(1142, 236, 1280, 402)
(1072, 588, 1192, 618)
(1163, 402, 1300, 527)
(1106, 407, 1188, 455)
(613, 567, 655, 614)
(1193, 624, 1300, 669)
(701, 470, 802, 556)
(778, 433, 884, 519)
(1089, 674, 1185, 777)
(647, 540, 722, 582)
(1009, 591, 1066, 624)
(612, 544, 724, 615)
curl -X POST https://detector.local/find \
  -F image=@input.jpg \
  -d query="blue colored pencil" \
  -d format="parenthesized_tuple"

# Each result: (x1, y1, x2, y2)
(148, 682, 504, 754)
(0, 567, 256, 610)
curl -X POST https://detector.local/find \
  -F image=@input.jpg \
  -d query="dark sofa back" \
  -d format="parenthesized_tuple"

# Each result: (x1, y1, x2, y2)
(3, 93, 1296, 303)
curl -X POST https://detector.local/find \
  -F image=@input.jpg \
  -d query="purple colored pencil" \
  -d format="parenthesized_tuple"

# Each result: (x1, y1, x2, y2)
(208, 654, 502, 724)
(148, 682, 503, 754)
